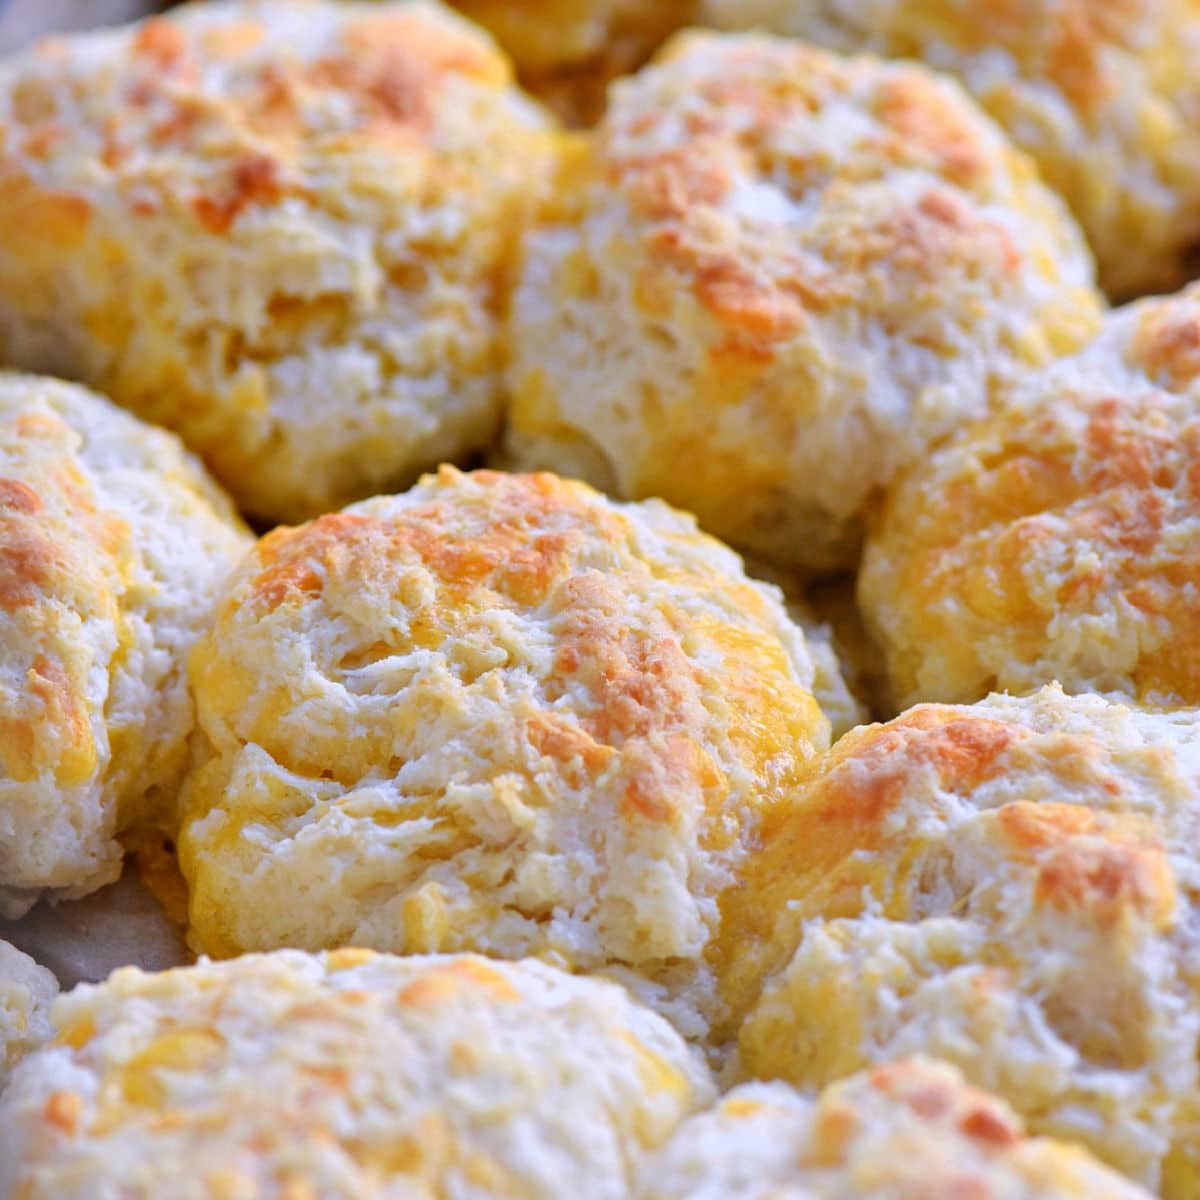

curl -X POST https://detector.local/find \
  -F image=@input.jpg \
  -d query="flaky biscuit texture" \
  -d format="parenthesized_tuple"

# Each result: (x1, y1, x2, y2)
(722, 686, 1200, 1193)
(178, 467, 830, 1041)
(0, 0, 555, 523)
(702, 0, 1200, 298)
(505, 30, 1102, 570)
(638, 1059, 1153, 1199)
(0, 949, 713, 1199)
(862, 283, 1200, 711)
(0, 373, 248, 919)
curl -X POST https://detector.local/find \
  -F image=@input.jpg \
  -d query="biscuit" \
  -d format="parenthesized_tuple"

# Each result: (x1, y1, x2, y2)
(802, 575, 890, 723)
(503, 31, 1102, 571)
(448, 1, 694, 124)
(501, 29, 1099, 571)
(744, 561, 868, 739)
(0, 0, 556, 525)
(0, 940, 56, 1086)
(861, 284, 1200, 711)
(0, 949, 714, 1198)
(0, 373, 249, 919)
(178, 466, 831, 1040)
(701, 0, 1200, 299)
(639, 1059, 1152, 1199)
(786, 613, 865, 743)
(722, 686, 1200, 1193)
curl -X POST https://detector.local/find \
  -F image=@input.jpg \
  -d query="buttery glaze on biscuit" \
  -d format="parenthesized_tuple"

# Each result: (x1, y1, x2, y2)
(0, 373, 248, 919)
(639, 1058, 1153, 1199)
(179, 467, 835, 1040)
(862, 284, 1200, 710)
(722, 685, 1200, 1194)
(0, 0, 556, 523)
(0, 950, 714, 1198)
(504, 31, 1102, 570)
(702, 0, 1200, 298)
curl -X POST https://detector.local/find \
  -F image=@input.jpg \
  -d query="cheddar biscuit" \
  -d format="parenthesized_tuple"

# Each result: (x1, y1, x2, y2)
(178, 467, 831, 1039)
(702, 0, 1200, 298)
(0, 950, 713, 1198)
(0, 940, 56, 1085)
(0, 373, 248, 919)
(723, 686, 1200, 1194)
(639, 1059, 1152, 1199)
(861, 284, 1200, 711)
(0, 0, 555, 524)
(504, 31, 1102, 570)
(747, 559, 877, 731)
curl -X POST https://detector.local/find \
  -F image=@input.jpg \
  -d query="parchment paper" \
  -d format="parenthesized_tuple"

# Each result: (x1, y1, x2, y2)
(0, 871, 190, 989)
(0, 0, 163, 53)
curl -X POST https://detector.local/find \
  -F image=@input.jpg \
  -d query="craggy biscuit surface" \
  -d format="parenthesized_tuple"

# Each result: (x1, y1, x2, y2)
(0, 949, 714, 1198)
(639, 1060, 1153, 1199)
(0, 373, 248, 920)
(723, 686, 1200, 1194)
(862, 284, 1200, 711)
(0, 0, 555, 523)
(0, 940, 57, 1086)
(702, 0, 1200, 299)
(179, 467, 830, 1039)
(504, 31, 1102, 570)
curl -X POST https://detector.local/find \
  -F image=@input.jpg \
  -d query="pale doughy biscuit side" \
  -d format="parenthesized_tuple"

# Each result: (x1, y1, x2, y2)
(0, 373, 249, 919)
(0, 949, 714, 1199)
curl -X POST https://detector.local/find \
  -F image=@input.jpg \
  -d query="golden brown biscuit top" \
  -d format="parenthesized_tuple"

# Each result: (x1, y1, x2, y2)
(700, 0, 1200, 300)
(0, 950, 714, 1198)
(197, 467, 825, 828)
(1127, 287, 1200, 390)
(862, 284, 1200, 708)
(798, 1056, 1158, 1197)
(591, 31, 1072, 363)
(640, 1058, 1155, 1198)
(249, 467, 627, 614)
(0, 0, 527, 236)
(837, 0, 1158, 116)
(718, 686, 1200, 1028)
(702, 0, 1197, 145)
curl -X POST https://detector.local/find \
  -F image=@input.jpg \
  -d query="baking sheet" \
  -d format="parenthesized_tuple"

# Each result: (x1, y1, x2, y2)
(0, 0, 161, 53)
(0, 871, 189, 989)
